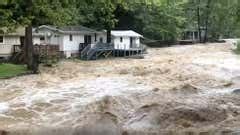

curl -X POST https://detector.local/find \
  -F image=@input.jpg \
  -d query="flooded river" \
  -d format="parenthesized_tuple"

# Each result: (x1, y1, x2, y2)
(1, 43, 240, 134)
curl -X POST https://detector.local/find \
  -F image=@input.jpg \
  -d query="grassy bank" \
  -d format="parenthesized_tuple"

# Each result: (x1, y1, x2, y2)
(0, 64, 29, 79)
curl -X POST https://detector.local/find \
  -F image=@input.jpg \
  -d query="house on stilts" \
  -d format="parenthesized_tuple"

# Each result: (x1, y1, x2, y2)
(34, 25, 144, 60)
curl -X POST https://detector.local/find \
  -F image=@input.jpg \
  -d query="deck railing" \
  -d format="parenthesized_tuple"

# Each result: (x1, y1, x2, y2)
(13, 45, 22, 53)
(93, 43, 114, 49)
(34, 44, 59, 56)
(13, 44, 60, 57)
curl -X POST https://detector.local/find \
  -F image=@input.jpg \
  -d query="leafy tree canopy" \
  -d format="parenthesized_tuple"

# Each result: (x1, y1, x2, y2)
(0, 0, 239, 40)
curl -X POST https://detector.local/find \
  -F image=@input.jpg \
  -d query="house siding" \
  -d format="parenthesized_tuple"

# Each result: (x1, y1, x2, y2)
(96, 33, 107, 43)
(36, 28, 65, 52)
(33, 37, 41, 45)
(113, 36, 131, 49)
(113, 36, 141, 50)
(0, 36, 18, 57)
(0, 36, 40, 57)
(63, 34, 84, 51)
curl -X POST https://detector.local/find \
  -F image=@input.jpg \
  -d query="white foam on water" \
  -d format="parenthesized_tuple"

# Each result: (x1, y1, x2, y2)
(0, 102, 9, 114)
(192, 52, 240, 79)
(0, 76, 150, 127)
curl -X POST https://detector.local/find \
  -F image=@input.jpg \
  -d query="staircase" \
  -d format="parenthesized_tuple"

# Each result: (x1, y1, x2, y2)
(80, 43, 114, 60)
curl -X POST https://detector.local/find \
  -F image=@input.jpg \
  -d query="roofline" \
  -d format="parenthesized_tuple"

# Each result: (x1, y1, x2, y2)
(111, 35, 143, 38)
(110, 30, 143, 38)
(37, 25, 65, 33)
(37, 25, 99, 34)
(61, 31, 100, 34)
(0, 33, 44, 36)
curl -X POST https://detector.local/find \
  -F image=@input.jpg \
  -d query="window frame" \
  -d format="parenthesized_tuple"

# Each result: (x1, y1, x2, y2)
(40, 36, 45, 41)
(94, 33, 97, 42)
(120, 37, 123, 42)
(100, 37, 103, 43)
(69, 34, 73, 41)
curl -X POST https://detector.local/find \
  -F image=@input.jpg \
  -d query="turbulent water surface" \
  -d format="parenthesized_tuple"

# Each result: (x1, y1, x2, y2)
(1, 43, 240, 134)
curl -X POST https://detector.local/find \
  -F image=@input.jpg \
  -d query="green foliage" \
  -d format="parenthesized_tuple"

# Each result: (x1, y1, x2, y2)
(0, 64, 28, 79)
(0, 0, 240, 41)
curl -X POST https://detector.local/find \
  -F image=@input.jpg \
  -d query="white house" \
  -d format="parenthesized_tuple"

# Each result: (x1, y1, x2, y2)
(34, 25, 107, 58)
(0, 25, 144, 59)
(35, 26, 144, 57)
(111, 30, 143, 50)
(0, 27, 42, 58)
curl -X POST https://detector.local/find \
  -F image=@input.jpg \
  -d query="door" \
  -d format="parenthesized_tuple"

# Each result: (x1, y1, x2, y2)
(84, 35, 92, 44)
(81, 35, 92, 51)
(20, 36, 25, 48)
(130, 37, 133, 48)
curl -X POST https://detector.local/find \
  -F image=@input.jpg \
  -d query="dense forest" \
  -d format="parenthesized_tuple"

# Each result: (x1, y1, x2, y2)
(0, 0, 240, 41)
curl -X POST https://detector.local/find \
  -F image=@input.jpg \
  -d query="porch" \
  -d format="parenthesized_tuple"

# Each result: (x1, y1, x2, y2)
(0, 44, 14, 57)
(80, 43, 144, 60)
(11, 44, 60, 64)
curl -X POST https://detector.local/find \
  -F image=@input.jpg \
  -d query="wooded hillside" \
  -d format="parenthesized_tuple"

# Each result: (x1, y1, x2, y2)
(0, 0, 239, 41)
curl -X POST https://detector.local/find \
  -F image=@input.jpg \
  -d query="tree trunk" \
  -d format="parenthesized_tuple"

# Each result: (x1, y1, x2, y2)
(204, 0, 212, 43)
(107, 29, 111, 43)
(25, 25, 34, 70)
(197, 0, 202, 43)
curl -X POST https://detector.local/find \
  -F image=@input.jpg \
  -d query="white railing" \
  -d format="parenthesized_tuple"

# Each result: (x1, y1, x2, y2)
(115, 43, 142, 50)
(0, 45, 13, 55)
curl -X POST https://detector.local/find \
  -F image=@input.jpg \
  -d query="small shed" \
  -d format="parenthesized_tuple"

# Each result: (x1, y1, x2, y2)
(111, 30, 143, 50)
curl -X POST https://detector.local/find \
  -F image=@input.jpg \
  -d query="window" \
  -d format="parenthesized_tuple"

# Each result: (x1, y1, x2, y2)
(120, 37, 123, 42)
(100, 37, 103, 43)
(40, 37, 45, 41)
(94, 33, 97, 42)
(69, 34, 73, 41)
(0, 36, 3, 43)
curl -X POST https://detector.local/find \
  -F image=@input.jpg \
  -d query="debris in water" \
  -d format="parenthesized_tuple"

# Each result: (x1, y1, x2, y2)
(232, 89, 240, 94)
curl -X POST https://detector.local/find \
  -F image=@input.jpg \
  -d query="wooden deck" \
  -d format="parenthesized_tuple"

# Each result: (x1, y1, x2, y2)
(80, 43, 144, 60)
(13, 44, 59, 55)
(12, 44, 60, 64)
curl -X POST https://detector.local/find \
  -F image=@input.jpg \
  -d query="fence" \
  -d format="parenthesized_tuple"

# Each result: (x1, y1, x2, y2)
(13, 44, 59, 55)
(34, 44, 59, 56)
(13, 44, 60, 64)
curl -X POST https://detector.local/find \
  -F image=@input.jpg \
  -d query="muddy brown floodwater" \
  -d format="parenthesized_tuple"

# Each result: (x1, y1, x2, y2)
(1, 43, 240, 135)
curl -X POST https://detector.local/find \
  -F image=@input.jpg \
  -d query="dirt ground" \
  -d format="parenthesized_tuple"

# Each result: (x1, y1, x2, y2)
(1, 43, 240, 134)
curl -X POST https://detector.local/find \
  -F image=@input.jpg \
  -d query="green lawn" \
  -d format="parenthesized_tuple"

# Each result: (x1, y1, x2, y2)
(0, 64, 29, 79)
